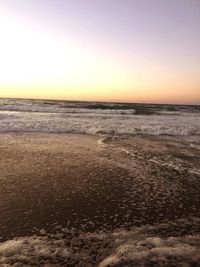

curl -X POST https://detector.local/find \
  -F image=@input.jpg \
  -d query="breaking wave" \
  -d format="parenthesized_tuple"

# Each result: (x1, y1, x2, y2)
(0, 98, 200, 136)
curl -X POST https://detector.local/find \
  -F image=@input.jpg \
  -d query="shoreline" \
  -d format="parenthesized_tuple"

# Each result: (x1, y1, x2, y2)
(0, 132, 200, 265)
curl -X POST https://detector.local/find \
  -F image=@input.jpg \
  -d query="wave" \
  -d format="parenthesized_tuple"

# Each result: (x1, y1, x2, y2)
(0, 111, 199, 136)
(0, 98, 200, 115)
(0, 99, 200, 136)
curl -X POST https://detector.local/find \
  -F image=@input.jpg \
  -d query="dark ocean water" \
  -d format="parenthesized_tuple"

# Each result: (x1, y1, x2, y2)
(0, 98, 200, 136)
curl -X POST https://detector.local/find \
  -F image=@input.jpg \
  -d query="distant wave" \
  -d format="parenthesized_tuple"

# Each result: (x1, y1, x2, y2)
(0, 98, 200, 114)
(0, 98, 200, 136)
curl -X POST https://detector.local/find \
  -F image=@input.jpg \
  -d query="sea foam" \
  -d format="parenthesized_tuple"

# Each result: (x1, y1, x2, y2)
(1, 219, 200, 266)
(0, 99, 199, 136)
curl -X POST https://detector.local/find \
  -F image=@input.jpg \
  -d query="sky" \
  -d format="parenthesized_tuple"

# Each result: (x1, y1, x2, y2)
(0, 0, 199, 104)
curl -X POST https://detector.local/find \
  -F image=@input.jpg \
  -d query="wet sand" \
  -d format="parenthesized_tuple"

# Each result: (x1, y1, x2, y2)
(0, 133, 200, 266)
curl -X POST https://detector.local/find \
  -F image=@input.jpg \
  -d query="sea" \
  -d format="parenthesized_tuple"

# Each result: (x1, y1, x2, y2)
(0, 98, 200, 266)
(0, 98, 200, 136)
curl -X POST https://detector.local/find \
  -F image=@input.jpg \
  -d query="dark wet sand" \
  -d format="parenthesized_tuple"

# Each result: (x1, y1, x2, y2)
(0, 133, 200, 243)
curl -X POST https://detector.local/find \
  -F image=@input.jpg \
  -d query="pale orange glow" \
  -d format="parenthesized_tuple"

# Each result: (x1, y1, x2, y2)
(1, 82, 199, 105)
(0, 6, 199, 104)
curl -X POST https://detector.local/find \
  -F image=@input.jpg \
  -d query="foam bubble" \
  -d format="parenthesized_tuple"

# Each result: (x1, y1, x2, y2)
(1, 220, 200, 266)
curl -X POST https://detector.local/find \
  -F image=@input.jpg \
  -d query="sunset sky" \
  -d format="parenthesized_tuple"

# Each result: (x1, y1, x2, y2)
(0, 0, 199, 104)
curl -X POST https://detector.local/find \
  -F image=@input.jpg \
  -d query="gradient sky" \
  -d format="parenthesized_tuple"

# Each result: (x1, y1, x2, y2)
(0, 0, 199, 104)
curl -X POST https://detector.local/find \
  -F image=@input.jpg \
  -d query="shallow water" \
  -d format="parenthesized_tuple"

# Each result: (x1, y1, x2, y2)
(0, 134, 200, 265)
(0, 134, 199, 238)
(0, 98, 200, 266)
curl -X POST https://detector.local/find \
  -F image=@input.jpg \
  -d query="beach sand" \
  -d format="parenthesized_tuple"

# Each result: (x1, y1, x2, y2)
(0, 133, 200, 266)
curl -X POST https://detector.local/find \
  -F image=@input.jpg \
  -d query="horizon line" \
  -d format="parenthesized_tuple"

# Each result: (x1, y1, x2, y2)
(0, 96, 199, 106)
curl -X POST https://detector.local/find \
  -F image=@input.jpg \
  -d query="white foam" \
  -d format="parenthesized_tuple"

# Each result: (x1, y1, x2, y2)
(0, 236, 70, 266)
(0, 99, 200, 136)
(99, 235, 200, 267)
(1, 220, 200, 266)
(0, 109, 199, 136)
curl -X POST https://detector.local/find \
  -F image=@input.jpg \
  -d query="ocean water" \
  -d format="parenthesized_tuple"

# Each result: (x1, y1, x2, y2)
(0, 98, 200, 266)
(0, 98, 200, 136)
